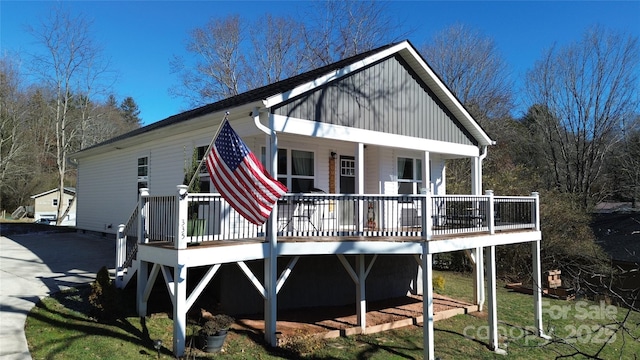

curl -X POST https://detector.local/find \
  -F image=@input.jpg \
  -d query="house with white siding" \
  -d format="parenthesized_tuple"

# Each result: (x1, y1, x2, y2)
(72, 40, 549, 359)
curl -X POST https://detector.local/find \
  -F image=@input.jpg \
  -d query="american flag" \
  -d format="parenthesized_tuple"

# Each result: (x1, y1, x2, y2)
(205, 119, 288, 225)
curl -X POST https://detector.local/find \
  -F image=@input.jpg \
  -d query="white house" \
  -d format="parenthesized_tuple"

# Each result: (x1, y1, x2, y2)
(30, 187, 76, 226)
(72, 40, 548, 359)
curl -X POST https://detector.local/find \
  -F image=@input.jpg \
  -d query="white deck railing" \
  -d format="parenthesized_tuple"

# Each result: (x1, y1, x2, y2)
(115, 187, 539, 287)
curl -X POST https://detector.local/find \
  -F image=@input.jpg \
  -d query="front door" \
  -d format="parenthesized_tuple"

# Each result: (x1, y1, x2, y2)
(339, 156, 355, 228)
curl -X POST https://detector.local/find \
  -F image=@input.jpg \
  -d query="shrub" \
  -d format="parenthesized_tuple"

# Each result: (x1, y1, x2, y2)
(433, 275, 446, 293)
(88, 266, 121, 321)
(200, 314, 234, 336)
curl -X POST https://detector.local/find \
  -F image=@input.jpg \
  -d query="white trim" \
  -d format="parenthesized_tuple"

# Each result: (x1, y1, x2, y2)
(271, 114, 480, 157)
(427, 231, 541, 254)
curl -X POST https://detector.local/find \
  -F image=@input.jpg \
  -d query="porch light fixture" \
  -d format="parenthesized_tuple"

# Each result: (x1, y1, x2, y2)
(330, 151, 337, 159)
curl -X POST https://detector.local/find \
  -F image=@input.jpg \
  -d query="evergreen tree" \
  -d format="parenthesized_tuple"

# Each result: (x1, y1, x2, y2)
(119, 96, 141, 127)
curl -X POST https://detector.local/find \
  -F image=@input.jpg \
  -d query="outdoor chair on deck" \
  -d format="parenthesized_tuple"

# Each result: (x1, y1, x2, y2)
(280, 188, 325, 232)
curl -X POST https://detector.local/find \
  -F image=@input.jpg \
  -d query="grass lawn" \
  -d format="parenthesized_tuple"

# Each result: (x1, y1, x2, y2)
(25, 271, 640, 359)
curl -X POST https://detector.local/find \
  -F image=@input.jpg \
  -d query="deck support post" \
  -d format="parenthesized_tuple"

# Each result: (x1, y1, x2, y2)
(473, 248, 485, 311)
(356, 254, 367, 329)
(486, 245, 506, 354)
(422, 246, 434, 360)
(173, 264, 187, 356)
(264, 113, 278, 347)
(137, 260, 148, 316)
(532, 240, 550, 339)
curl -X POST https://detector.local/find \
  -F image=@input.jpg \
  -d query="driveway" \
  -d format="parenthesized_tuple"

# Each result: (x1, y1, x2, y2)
(0, 224, 114, 359)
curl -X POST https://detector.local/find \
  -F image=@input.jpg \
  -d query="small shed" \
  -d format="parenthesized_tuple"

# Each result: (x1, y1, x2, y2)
(30, 187, 76, 226)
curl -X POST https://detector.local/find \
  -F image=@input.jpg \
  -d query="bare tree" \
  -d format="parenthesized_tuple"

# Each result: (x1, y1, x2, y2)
(609, 121, 640, 206)
(28, 6, 112, 224)
(0, 55, 32, 209)
(525, 25, 639, 208)
(170, 15, 245, 107)
(420, 23, 514, 123)
(171, 2, 404, 107)
(300, 0, 404, 68)
(245, 14, 305, 90)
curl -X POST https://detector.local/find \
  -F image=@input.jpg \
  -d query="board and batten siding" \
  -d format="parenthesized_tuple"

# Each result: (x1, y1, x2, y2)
(273, 54, 476, 146)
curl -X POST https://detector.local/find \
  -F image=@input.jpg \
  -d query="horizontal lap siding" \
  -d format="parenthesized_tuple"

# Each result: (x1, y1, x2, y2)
(274, 55, 476, 146)
(76, 128, 217, 234)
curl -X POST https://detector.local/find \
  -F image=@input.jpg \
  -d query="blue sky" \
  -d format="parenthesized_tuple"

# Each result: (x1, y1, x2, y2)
(2, 1, 639, 125)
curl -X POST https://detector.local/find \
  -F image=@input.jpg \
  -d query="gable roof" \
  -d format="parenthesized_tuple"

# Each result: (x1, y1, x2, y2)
(31, 187, 76, 199)
(74, 40, 492, 157)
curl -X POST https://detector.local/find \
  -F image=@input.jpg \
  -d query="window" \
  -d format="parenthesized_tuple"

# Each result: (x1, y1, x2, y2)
(397, 157, 423, 195)
(52, 198, 58, 207)
(68, 198, 73, 206)
(137, 157, 148, 179)
(262, 147, 315, 193)
(137, 156, 149, 193)
(194, 146, 211, 192)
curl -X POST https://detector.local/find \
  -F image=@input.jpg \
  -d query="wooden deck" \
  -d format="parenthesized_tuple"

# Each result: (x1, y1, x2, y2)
(136, 229, 541, 267)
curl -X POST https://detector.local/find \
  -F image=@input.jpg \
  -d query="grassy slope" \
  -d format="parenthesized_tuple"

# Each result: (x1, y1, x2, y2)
(25, 271, 639, 359)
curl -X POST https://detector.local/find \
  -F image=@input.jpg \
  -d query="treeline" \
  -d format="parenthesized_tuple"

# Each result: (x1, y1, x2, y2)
(1, 6, 142, 218)
(0, 57, 141, 210)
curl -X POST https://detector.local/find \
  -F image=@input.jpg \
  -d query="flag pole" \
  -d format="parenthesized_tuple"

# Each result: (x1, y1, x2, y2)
(186, 111, 229, 192)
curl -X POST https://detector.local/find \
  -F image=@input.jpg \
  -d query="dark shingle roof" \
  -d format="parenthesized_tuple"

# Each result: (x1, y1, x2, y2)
(78, 42, 399, 153)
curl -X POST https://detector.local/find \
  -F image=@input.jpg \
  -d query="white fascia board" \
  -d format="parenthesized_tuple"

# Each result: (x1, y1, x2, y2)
(138, 242, 269, 267)
(277, 241, 423, 256)
(426, 231, 542, 254)
(399, 46, 494, 147)
(272, 114, 480, 157)
(263, 42, 410, 109)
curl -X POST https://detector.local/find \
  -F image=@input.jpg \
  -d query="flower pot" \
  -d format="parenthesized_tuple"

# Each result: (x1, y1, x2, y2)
(201, 332, 227, 353)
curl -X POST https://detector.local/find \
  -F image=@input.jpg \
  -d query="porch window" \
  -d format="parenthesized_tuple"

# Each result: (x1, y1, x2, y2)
(262, 147, 315, 193)
(397, 157, 423, 195)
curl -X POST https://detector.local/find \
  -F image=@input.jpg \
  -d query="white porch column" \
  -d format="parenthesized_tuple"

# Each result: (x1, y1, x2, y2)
(412, 151, 431, 295)
(264, 113, 279, 347)
(486, 245, 506, 354)
(471, 150, 486, 311)
(356, 255, 367, 329)
(422, 247, 435, 360)
(173, 264, 187, 356)
(355, 143, 365, 232)
(355, 143, 364, 193)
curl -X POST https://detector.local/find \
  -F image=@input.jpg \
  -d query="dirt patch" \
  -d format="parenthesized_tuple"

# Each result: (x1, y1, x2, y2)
(234, 293, 477, 340)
